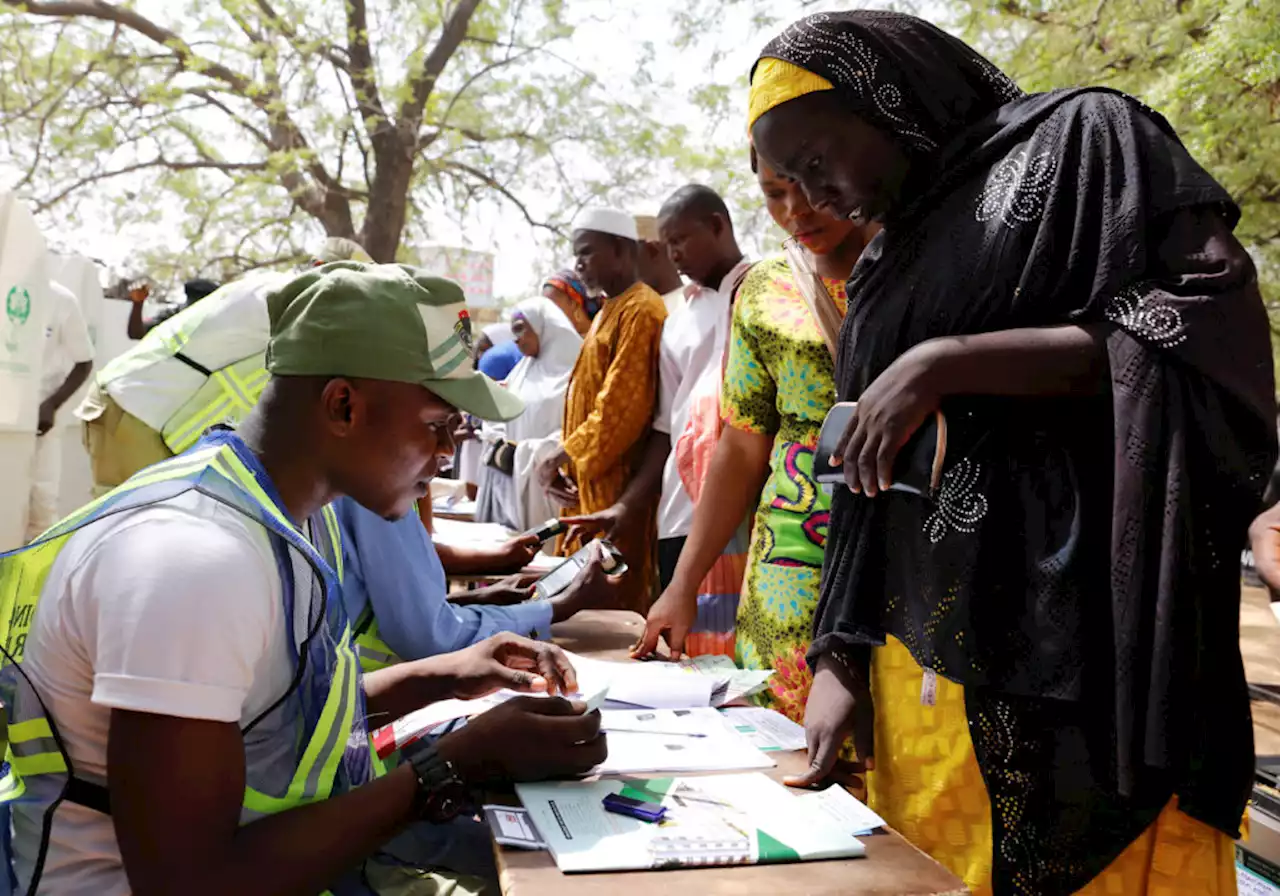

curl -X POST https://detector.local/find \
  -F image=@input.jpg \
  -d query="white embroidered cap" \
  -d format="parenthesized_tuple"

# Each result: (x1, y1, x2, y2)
(572, 206, 639, 241)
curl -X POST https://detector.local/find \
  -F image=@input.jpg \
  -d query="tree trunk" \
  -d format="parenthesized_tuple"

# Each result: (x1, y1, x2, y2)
(359, 137, 415, 262)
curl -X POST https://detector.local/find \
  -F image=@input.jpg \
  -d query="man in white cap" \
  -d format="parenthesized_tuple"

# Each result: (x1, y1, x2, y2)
(535, 206, 667, 611)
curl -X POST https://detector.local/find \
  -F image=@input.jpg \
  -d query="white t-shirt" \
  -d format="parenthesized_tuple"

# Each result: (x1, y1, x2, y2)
(12, 490, 313, 894)
(653, 260, 754, 540)
(41, 281, 94, 403)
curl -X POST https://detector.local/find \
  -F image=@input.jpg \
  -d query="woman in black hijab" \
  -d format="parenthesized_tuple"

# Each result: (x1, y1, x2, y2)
(748, 11, 1275, 895)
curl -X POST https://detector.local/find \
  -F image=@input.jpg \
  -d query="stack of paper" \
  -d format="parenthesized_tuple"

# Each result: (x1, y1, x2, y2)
(675, 655, 774, 706)
(516, 773, 867, 872)
(597, 708, 775, 775)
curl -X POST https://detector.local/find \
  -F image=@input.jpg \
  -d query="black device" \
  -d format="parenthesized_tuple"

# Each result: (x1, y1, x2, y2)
(520, 518, 566, 545)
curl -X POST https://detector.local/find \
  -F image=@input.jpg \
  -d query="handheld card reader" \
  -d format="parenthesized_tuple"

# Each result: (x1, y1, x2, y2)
(533, 540, 627, 602)
(520, 518, 566, 545)
(602, 793, 666, 823)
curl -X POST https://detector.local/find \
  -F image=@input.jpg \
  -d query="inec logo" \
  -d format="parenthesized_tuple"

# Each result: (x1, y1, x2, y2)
(4, 286, 31, 353)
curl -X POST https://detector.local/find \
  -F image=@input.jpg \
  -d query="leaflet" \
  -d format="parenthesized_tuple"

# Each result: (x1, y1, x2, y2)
(596, 708, 774, 775)
(515, 773, 866, 873)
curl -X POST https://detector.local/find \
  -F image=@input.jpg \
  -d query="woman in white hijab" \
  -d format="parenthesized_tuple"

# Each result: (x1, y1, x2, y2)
(476, 297, 583, 530)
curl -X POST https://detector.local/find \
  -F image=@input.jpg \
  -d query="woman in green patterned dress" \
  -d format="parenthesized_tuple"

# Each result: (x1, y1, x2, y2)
(638, 149, 876, 727)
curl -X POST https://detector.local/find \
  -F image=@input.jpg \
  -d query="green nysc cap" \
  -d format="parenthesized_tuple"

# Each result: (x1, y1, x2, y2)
(265, 262, 524, 422)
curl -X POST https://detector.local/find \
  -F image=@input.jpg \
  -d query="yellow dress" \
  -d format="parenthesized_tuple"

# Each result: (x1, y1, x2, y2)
(560, 280, 667, 611)
(869, 637, 1237, 894)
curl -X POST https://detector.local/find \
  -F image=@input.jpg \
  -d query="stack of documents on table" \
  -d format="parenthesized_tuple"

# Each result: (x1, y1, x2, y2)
(515, 773, 871, 872)
(675, 654, 774, 706)
(597, 708, 774, 775)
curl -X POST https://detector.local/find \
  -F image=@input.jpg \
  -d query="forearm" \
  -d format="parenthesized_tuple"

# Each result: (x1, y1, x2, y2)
(126, 303, 149, 340)
(614, 431, 669, 514)
(362, 655, 461, 721)
(153, 764, 419, 896)
(45, 361, 92, 411)
(667, 427, 771, 598)
(435, 542, 492, 575)
(922, 324, 1110, 398)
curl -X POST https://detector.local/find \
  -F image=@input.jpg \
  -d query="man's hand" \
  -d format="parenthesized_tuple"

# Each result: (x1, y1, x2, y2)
(784, 654, 874, 791)
(494, 534, 541, 573)
(1250, 503, 1280, 597)
(438, 697, 607, 783)
(450, 573, 539, 607)
(36, 398, 56, 436)
(550, 542, 625, 623)
(443, 633, 577, 699)
(630, 585, 698, 660)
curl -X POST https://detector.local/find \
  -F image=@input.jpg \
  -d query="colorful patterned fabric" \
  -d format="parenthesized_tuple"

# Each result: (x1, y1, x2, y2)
(673, 363, 749, 658)
(869, 635, 1237, 896)
(544, 270, 602, 321)
(560, 281, 667, 612)
(721, 256, 846, 718)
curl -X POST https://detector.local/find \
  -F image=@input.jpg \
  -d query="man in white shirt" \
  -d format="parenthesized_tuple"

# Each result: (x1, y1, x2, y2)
(567, 185, 751, 588)
(28, 279, 94, 539)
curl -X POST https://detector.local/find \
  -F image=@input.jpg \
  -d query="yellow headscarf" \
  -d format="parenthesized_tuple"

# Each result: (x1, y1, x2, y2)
(747, 57, 835, 132)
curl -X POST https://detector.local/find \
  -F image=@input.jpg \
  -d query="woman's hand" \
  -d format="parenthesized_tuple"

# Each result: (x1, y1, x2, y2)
(631, 585, 699, 660)
(785, 653, 874, 792)
(832, 341, 945, 497)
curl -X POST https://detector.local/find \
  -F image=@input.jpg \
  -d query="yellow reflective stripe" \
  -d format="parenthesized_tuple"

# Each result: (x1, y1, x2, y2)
(212, 453, 297, 537)
(310, 639, 358, 801)
(319, 505, 343, 582)
(12, 752, 67, 776)
(355, 623, 400, 673)
(213, 366, 257, 412)
(242, 633, 358, 815)
(7, 717, 52, 743)
(166, 395, 235, 454)
(0, 773, 27, 802)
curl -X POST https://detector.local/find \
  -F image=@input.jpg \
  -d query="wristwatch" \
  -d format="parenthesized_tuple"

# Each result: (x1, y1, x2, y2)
(403, 739, 471, 823)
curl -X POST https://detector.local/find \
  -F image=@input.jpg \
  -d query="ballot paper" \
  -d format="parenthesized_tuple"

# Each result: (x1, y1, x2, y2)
(372, 683, 610, 759)
(795, 784, 887, 838)
(569, 653, 714, 708)
(596, 708, 775, 775)
(516, 773, 866, 873)
(719, 707, 807, 752)
(676, 655, 774, 706)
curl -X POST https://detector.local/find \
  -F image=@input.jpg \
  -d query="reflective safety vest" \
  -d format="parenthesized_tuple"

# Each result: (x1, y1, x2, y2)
(162, 352, 269, 454)
(0, 432, 375, 894)
(353, 607, 404, 674)
(94, 275, 275, 455)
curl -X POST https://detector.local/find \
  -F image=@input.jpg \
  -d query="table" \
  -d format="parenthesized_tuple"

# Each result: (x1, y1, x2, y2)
(494, 610, 967, 896)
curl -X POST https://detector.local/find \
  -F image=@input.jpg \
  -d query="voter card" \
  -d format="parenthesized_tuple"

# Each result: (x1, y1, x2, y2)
(483, 805, 547, 850)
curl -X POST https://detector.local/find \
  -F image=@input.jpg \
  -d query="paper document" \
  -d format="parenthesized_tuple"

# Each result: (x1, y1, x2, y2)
(796, 784, 887, 837)
(720, 707, 807, 752)
(568, 653, 714, 709)
(676, 655, 774, 706)
(431, 518, 513, 547)
(596, 708, 774, 775)
(516, 773, 865, 873)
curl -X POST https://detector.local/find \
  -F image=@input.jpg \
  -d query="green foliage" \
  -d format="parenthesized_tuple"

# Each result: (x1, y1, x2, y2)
(0, 0, 674, 288)
(951, 0, 1280, 358)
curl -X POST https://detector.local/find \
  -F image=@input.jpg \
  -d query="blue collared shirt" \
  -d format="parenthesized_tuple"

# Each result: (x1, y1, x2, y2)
(334, 497, 553, 659)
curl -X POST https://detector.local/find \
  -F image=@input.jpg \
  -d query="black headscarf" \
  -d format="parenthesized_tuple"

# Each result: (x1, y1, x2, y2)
(759, 11, 1277, 895)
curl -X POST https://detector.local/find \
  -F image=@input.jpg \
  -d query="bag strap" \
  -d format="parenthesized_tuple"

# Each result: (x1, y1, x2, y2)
(782, 239, 844, 362)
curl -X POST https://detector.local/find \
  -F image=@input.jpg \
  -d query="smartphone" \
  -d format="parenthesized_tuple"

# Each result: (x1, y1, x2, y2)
(812, 401, 857, 484)
(602, 792, 666, 823)
(533, 540, 628, 601)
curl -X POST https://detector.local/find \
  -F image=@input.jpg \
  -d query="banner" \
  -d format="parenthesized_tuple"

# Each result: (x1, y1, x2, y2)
(0, 193, 51, 431)
(415, 244, 496, 308)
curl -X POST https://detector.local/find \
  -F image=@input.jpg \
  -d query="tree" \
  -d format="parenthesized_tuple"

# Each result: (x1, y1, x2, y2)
(952, 0, 1280, 340)
(0, 0, 665, 284)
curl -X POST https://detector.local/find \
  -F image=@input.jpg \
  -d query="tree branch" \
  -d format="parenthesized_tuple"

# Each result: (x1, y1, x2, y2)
(400, 0, 484, 131)
(35, 156, 268, 212)
(442, 160, 565, 238)
(344, 0, 388, 141)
